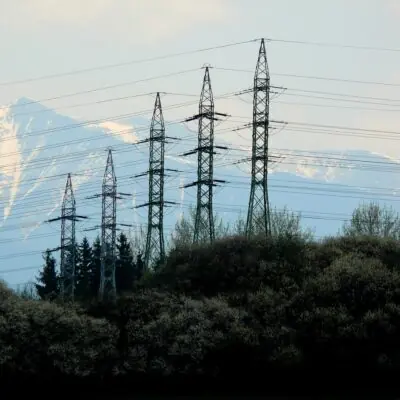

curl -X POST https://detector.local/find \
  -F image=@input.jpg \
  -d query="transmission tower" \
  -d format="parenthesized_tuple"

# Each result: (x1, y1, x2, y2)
(183, 66, 227, 245)
(47, 174, 87, 302)
(85, 149, 131, 303)
(99, 149, 118, 302)
(245, 38, 271, 238)
(135, 93, 178, 270)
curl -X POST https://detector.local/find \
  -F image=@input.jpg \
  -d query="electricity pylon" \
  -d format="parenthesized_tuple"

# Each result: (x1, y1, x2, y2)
(99, 149, 118, 302)
(135, 93, 178, 270)
(245, 38, 271, 238)
(85, 149, 131, 303)
(47, 173, 87, 302)
(183, 66, 227, 244)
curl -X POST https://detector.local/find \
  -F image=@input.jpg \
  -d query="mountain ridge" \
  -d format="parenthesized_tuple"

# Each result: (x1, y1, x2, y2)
(1, 98, 400, 286)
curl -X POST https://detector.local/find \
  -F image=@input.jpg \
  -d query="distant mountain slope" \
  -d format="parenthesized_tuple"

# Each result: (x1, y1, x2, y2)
(1, 98, 400, 286)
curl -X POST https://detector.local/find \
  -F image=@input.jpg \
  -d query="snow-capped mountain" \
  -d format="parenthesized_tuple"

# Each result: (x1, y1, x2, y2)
(1, 98, 400, 286)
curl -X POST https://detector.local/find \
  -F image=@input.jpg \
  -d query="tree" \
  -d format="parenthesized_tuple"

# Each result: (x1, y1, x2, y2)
(15, 281, 39, 300)
(75, 237, 93, 299)
(35, 250, 59, 301)
(134, 252, 145, 282)
(234, 206, 313, 240)
(127, 225, 146, 259)
(342, 202, 400, 239)
(91, 236, 102, 299)
(169, 205, 230, 250)
(116, 232, 135, 293)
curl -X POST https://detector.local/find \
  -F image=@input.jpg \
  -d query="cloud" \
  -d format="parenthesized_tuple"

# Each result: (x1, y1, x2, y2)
(98, 121, 138, 144)
(2, 0, 234, 42)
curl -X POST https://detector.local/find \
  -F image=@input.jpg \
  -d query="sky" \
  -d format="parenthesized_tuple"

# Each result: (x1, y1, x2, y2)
(0, 0, 399, 158)
(1, 0, 400, 287)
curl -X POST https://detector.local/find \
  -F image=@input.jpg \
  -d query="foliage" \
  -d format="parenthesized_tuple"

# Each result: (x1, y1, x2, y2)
(14, 282, 39, 300)
(116, 232, 135, 294)
(7, 213, 400, 386)
(234, 206, 314, 240)
(35, 250, 59, 301)
(152, 235, 313, 297)
(342, 201, 400, 239)
(90, 236, 102, 299)
(0, 293, 117, 377)
(169, 205, 230, 250)
(75, 237, 93, 299)
(127, 224, 146, 258)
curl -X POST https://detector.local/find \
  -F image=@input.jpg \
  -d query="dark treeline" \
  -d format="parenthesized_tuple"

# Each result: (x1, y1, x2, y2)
(4, 201, 400, 396)
(35, 232, 144, 301)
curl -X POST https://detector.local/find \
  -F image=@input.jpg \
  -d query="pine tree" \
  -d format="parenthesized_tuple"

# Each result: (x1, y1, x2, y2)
(116, 232, 135, 294)
(91, 236, 102, 299)
(35, 250, 59, 301)
(134, 252, 145, 283)
(75, 237, 93, 299)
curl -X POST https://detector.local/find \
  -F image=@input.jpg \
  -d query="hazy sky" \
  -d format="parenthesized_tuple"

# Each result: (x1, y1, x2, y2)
(1, 0, 400, 287)
(0, 0, 400, 157)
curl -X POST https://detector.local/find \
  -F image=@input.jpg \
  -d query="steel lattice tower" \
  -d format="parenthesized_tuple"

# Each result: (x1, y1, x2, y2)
(194, 67, 215, 244)
(245, 39, 271, 238)
(135, 93, 178, 269)
(60, 174, 76, 301)
(47, 174, 87, 302)
(144, 93, 166, 268)
(100, 149, 117, 303)
(183, 67, 227, 244)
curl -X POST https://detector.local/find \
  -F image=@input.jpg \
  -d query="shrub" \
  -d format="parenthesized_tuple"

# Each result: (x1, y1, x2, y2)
(0, 294, 117, 377)
(290, 254, 400, 369)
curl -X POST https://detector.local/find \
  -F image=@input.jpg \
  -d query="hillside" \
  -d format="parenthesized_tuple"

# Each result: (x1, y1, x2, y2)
(1, 98, 400, 286)
(2, 234, 400, 395)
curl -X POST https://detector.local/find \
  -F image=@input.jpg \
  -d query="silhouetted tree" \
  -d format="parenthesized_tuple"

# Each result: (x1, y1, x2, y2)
(116, 232, 135, 293)
(91, 236, 102, 299)
(169, 205, 229, 249)
(234, 206, 314, 240)
(342, 202, 400, 239)
(135, 252, 145, 282)
(127, 225, 146, 259)
(35, 250, 59, 301)
(75, 237, 93, 299)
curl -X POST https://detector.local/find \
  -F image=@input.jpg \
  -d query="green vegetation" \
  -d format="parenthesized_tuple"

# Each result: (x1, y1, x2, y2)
(2, 202, 400, 392)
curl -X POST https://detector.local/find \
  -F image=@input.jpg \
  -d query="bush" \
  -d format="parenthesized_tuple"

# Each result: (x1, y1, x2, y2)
(289, 254, 400, 369)
(121, 295, 258, 377)
(0, 294, 117, 377)
(151, 235, 314, 297)
(4, 234, 400, 391)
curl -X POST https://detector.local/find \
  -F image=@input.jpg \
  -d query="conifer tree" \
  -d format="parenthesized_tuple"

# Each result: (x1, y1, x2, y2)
(116, 232, 135, 293)
(75, 237, 93, 299)
(35, 250, 59, 301)
(91, 236, 102, 299)
(134, 252, 145, 283)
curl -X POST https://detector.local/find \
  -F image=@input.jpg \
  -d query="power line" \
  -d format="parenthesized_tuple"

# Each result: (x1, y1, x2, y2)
(0, 39, 258, 86)
(0, 89, 242, 148)
(3, 110, 400, 181)
(273, 99, 400, 113)
(265, 37, 400, 53)
(215, 67, 400, 87)
(0, 199, 397, 268)
(3, 68, 200, 113)
(2, 35, 398, 89)
(3, 145, 400, 221)
(4, 171, 400, 241)
(3, 82, 400, 166)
